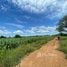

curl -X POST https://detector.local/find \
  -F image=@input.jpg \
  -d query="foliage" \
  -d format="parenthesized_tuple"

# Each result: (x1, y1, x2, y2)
(59, 36, 67, 58)
(57, 15, 67, 35)
(14, 34, 22, 38)
(0, 36, 54, 67)
(0, 36, 6, 38)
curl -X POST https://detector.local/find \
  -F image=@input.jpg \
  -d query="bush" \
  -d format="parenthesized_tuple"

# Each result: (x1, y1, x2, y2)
(14, 34, 22, 38)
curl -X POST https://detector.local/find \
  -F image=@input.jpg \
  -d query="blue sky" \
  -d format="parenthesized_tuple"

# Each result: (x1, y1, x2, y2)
(0, 0, 67, 36)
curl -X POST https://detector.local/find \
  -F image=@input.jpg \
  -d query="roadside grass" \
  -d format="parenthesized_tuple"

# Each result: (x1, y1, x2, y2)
(0, 36, 54, 67)
(59, 36, 67, 58)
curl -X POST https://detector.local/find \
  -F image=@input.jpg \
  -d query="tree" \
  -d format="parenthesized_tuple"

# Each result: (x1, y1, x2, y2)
(57, 21, 64, 35)
(14, 34, 22, 38)
(57, 16, 67, 35)
(0, 36, 6, 38)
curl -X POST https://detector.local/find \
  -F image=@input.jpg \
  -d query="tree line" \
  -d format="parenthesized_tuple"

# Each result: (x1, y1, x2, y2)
(0, 34, 22, 38)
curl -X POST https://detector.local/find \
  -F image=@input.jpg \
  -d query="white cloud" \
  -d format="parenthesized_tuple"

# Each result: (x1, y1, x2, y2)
(26, 26, 58, 35)
(0, 29, 24, 36)
(0, 26, 12, 36)
(6, 23, 24, 29)
(0, 26, 58, 36)
(13, 30, 23, 34)
(11, 0, 54, 13)
(0, 30, 11, 35)
(11, 0, 67, 18)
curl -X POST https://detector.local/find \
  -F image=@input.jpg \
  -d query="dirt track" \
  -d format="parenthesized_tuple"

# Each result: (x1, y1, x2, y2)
(16, 38, 67, 67)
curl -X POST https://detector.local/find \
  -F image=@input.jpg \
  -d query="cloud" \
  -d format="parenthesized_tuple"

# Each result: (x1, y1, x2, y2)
(0, 26, 11, 35)
(15, 18, 23, 23)
(0, 26, 24, 36)
(25, 26, 58, 35)
(26, 26, 49, 33)
(0, 29, 24, 36)
(6, 23, 24, 29)
(0, 26, 58, 36)
(0, 0, 9, 12)
(0, 5, 8, 12)
(0, 30, 11, 35)
(11, 0, 67, 18)
(11, 0, 57, 13)
(13, 30, 23, 34)
(0, 26, 6, 30)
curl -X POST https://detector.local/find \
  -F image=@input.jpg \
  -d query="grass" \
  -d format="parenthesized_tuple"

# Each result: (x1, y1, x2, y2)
(0, 36, 54, 67)
(59, 36, 67, 58)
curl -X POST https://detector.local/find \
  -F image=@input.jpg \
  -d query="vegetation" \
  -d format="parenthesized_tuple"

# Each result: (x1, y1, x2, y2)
(57, 15, 67, 35)
(0, 36, 6, 38)
(14, 34, 22, 38)
(0, 35, 54, 67)
(57, 15, 67, 58)
(59, 36, 67, 58)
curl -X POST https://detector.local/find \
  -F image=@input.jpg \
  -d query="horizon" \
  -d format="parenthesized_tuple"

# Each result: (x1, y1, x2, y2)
(0, 0, 67, 36)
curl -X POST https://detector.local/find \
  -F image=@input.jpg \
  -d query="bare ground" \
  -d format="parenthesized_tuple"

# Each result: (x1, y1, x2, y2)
(16, 38, 67, 67)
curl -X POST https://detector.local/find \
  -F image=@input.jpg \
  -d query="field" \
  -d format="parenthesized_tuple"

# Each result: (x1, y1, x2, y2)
(59, 36, 67, 58)
(0, 36, 54, 67)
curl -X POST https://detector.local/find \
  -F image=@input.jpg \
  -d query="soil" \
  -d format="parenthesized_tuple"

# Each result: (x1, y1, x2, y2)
(16, 38, 67, 67)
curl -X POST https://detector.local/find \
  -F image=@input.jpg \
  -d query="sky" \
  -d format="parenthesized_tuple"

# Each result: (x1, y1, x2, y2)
(0, 0, 67, 36)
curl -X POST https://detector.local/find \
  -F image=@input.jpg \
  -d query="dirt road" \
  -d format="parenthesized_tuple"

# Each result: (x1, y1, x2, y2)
(16, 38, 67, 67)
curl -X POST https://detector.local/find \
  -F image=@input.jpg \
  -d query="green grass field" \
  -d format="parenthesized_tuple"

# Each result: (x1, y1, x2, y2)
(59, 36, 67, 58)
(0, 36, 54, 67)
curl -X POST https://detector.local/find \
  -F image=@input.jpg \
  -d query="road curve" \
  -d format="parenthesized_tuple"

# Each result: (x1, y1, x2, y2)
(16, 38, 67, 67)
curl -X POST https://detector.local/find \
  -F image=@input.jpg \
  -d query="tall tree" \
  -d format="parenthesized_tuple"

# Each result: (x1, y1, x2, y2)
(57, 16, 67, 35)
